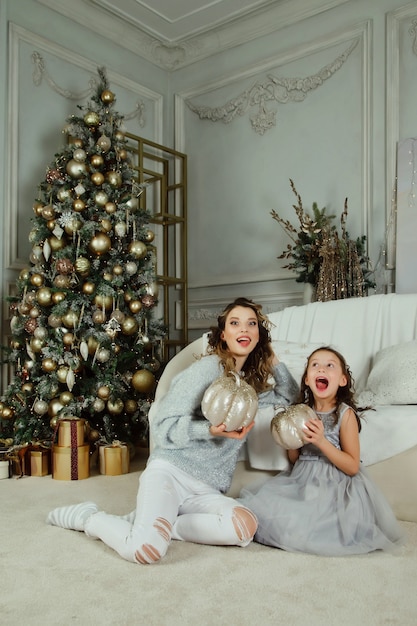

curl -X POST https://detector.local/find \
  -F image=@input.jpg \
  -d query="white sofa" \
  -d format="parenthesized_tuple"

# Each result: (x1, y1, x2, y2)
(149, 293, 417, 522)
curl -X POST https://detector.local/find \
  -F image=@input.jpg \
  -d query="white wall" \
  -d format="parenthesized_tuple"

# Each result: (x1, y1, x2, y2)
(1, 0, 417, 348)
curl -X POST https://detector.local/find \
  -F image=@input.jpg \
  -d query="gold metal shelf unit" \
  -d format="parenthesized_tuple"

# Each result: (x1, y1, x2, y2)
(125, 133, 188, 362)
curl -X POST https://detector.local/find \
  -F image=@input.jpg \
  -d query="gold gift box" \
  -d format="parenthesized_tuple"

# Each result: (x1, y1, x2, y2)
(52, 444, 90, 480)
(57, 418, 86, 448)
(30, 449, 51, 477)
(99, 443, 130, 476)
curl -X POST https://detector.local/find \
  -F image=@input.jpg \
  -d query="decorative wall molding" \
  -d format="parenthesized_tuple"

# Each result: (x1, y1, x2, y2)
(37, 0, 351, 71)
(176, 23, 372, 290)
(31, 51, 146, 126)
(186, 39, 358, 135)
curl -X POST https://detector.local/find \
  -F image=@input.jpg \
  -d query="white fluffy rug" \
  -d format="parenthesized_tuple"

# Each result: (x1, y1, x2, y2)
(1, 450, 416, 626)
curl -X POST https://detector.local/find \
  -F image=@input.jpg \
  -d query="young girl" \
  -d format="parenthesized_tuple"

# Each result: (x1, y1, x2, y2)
(47, 297, 299, 564)
(239, 346, 405, 556)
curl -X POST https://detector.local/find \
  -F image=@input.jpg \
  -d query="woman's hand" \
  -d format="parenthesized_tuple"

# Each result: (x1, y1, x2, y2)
(209, 421, 255, 439)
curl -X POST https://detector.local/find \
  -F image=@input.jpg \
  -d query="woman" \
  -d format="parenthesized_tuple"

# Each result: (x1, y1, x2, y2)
(47, 297, 299, 564)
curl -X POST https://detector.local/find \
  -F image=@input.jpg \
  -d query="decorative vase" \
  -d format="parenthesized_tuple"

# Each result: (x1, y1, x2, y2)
(303, 283, 316, 304)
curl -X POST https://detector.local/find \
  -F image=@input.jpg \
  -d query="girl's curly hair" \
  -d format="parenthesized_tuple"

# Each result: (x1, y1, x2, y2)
(298, 346, 362, 431)
(206, 297, 275, 393)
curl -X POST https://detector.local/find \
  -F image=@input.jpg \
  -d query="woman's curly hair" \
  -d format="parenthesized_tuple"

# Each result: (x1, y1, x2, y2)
(298, 346, 362, 431)
(206, 297, 275, 393)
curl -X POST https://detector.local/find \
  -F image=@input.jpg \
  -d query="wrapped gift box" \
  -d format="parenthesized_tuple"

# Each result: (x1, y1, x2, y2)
(52, 443, 90, 480)
(30, 449, 51, 477)
(57, 418, 86, 448)
(99, 442, 130, 476)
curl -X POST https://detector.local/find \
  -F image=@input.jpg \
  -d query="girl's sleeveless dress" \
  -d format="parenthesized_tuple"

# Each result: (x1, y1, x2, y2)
(239, 404, 405, 556)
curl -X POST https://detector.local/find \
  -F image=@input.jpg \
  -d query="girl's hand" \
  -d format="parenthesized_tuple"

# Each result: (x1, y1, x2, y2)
(302, 417, 325, 446)
(209, 421, 255, 439)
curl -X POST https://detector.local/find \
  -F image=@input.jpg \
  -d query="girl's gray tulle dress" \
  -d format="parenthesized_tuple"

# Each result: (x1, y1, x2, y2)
(239, 404, 405, 556)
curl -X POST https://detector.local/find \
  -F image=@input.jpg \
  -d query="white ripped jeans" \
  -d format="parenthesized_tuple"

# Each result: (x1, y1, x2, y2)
(84, 458, 258, 564)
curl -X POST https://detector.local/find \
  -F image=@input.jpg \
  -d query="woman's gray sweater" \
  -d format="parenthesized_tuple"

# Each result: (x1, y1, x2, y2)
(149, 354, 299, 493)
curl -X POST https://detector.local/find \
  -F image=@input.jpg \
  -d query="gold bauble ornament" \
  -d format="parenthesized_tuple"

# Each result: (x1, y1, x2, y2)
(30, 273, 44, 287)
(48, 314, 62, 328)
(124, 399, 137, 414)
(128, 240, 147, 259)
(47, 219, 56, 231)
(33, 201, 43, 216)
(59, 391, 74, 405)
(144, 229, 155, 242)
(18, 301, 31, 315)
(62, 310, 79, 328)
(29, 306, 40, 319)
(52, 291, 66, 304)
(92, 310, 106, 324)
(95, 191, 108, 206)
(113, 344, 121, 354)
(42, 357, 58, 372)
(82, 281, 95, 295)
(94, 294, 113, 310)
(100, 218, 112, 232)
(88, 429, 101, 442)
(89, 232, 111, 255)
(49, 236, 66, 252)
(101, 89, 115, 103)
(34, 399, 49, 415)
(84, 111, 100, 126)
(22, 382, 34, 394)
(66, 159, 88, 179)
(54, 274, 70, 289)
(103, 272, 113, 282)
(41, 204, 55, 220)
(111, 309, 125, 323)
(91, 172, 105, 186)
(107, 398, 124, 415)
(117, 149, 127, 160)
(30, 337, 44, 353)
(93, 398, 105, 412)
(73, 148, 87, 162)
(96, 134, 111, 152)
(75, 257, 91, 276)
(113, 264, 123, 276)
(56, 366, 69, 383)
(62, 332, 74, 347)
(57, 188, 71, 202)
(34, 326, 48, 340)
(123, 291, 132, 303)
(19, 268, 30, 281)
(87, 336, 99, 354)
(106, 171, 122, 187)
(126, 197, 138, 211)
(129, 300, 142, 314)
(73, 198, 86, 212)
(1, 406, 14, 420)
(68, 137, 83, 148)
(121, 316, 138, 335)
(90, 154, 104, 168)
(131, 369, 155, 393)
(97, 385, 110, 400)
(48, 398, 64, 417)
(96, 348, 110, 363)
(105, 202, 116, 214)
(115, 130, 125, 141)
(50, 416, 59, 429)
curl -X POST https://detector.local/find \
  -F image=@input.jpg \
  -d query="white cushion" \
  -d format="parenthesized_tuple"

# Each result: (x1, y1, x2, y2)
(357, 340, 417, 406)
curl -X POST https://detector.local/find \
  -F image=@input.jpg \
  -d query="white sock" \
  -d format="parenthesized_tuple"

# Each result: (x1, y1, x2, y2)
(46, 502, 99, 531)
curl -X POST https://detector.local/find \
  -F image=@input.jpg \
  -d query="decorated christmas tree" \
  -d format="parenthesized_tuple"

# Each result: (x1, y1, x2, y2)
(0, 68, 165, 452)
